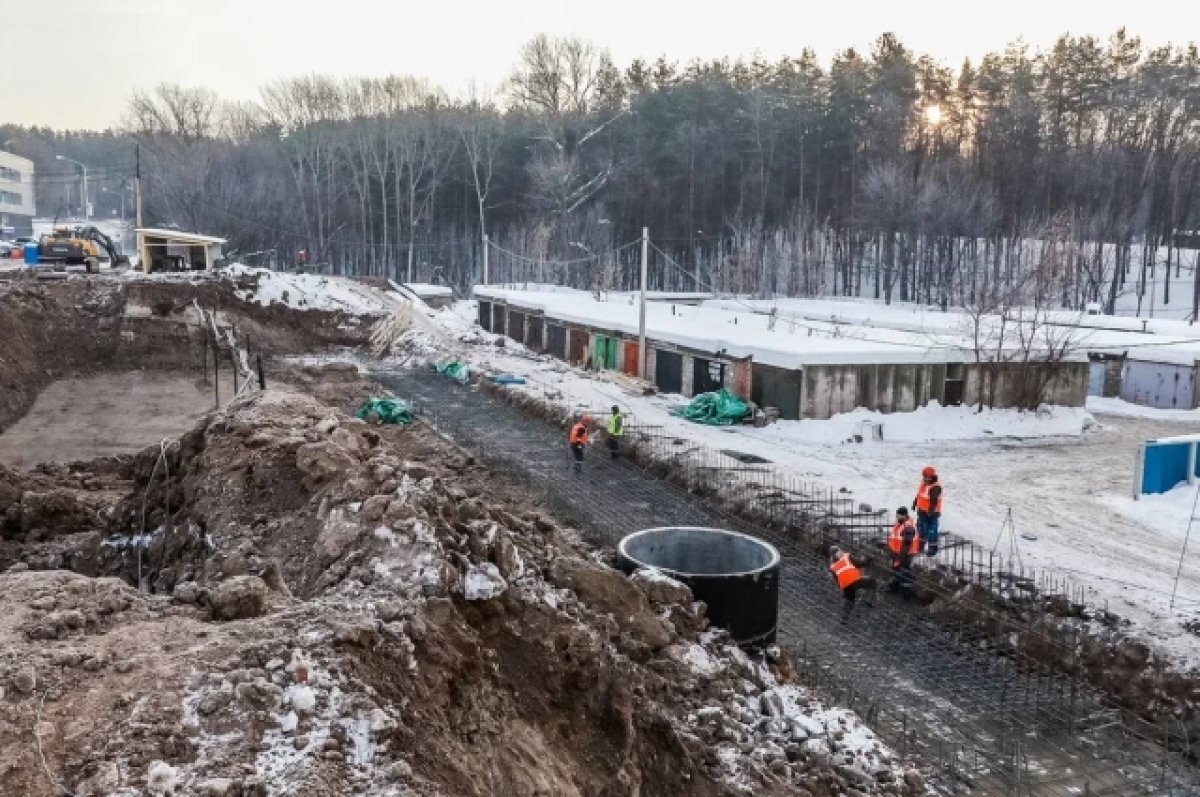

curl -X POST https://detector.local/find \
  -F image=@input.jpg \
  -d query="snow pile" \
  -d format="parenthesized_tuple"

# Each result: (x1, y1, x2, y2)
(674, 642, 725, 676)
(225, 264, 393, 315)
(463, 563, 508, 600)
(145, 761, 177, 795)
(1088, 396, 1200, 421)
(749, 400, 1093, 444)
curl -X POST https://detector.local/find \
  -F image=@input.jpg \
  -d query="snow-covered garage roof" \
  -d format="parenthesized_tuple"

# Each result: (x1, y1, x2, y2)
(475, 287, 1087, 368)
(704, 297, 1200, 368)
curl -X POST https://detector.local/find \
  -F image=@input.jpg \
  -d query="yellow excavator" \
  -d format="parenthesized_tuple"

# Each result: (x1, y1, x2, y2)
(37, 225, 130, 273)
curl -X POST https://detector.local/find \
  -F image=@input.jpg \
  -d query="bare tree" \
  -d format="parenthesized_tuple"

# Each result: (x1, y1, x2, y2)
(508, 35, 605, 118)
(458, 87, 503, 240)
(126, 84, 223, 140)
(261, 76, 348, 262)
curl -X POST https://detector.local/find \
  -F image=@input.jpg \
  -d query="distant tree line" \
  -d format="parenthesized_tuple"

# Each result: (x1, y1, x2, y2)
(4, 30, 1200, 313)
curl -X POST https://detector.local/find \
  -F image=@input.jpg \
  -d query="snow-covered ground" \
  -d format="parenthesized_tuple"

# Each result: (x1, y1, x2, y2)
(225, 264, 394, 315)
(402, 283, 453, 299)
(381, 297, 1200, 670)
(1087, 396, 1200, 422)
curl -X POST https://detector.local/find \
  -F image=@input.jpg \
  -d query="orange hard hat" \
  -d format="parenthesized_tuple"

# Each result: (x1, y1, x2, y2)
(581, 415, 592, 425)
(922, 466, 936, 478)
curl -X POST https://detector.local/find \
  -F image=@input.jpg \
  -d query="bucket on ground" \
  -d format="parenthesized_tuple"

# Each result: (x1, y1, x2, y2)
(617, 526, 779, 646)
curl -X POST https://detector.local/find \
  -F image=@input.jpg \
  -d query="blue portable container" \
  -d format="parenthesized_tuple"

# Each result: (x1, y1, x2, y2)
(23, 242, 39, 265)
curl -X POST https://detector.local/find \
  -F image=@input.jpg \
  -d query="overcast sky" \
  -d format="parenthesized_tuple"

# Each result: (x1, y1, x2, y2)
(5, 0, 1196, 130)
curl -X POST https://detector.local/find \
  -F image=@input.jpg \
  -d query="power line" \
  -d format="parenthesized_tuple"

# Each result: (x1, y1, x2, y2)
(486, 238, 642, 267)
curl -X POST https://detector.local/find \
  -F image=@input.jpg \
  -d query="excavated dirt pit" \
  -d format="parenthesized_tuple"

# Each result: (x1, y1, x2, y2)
(0, 371, 237, 468)
(0, 276, 921, 797)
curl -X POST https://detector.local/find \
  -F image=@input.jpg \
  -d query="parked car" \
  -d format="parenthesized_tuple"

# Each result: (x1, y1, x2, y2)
(8, 236, 37, 259)
(0, 241, 13, 256)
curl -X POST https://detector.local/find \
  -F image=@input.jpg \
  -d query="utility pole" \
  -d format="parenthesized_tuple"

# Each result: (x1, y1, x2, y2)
(482, 233, 489, 285)
(135, 143, 145, 273)
(134, 144, 143, 227)
(639, 227, 649, 380)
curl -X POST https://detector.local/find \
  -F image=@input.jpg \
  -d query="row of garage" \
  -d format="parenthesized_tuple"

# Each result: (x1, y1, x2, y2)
(478, 298, 1089, 420)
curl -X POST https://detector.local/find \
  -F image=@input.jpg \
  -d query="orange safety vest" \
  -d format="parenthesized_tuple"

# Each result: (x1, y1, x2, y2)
(829, 554, 862, 589)
(915, 481, 943, 514)
(569, 423, 589, 445)
(888, 519, 920, 555)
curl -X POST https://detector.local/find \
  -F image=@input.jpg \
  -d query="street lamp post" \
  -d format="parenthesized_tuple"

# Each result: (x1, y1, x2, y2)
(56, 155, 89, 221)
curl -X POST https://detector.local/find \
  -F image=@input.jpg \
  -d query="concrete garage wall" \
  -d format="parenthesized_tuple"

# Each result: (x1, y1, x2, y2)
(1044, 362, 1089, 407)
(804, 367, 857, 418)
(681, 355, 695, 396)
(802, 364, 949, 419)
(962, 361, 1089, 409)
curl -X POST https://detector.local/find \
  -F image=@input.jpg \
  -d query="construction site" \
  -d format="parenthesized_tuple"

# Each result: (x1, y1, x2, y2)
(1, 266, 1199, 797)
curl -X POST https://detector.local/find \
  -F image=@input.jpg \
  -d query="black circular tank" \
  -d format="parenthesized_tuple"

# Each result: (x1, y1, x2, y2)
(618, 526, 780, 646)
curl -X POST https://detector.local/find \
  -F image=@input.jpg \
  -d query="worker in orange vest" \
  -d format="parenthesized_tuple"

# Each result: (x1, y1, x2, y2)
(912, 465, 944, 556)
(568, 415, 591, 474)
(887, 507, 919, 598)
(828, 545, 875, 623)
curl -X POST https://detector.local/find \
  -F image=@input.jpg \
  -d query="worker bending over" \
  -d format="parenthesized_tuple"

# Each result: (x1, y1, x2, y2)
(829, 545, 875, 624)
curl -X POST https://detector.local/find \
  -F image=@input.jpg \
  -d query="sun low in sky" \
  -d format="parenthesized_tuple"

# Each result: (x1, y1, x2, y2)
(5, 0, 1195, 129)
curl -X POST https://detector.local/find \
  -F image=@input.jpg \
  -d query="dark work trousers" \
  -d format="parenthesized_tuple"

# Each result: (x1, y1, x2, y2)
(917, 512, 940, 555)
(571, 443, 585, 472)
(890, 555, 916, 600)
(607, 435, 621, 459)
(840, 576, 876, 623)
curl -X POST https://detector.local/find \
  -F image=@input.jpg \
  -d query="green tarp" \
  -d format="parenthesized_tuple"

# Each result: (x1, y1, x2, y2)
(355, 397, 415, 426)
(434, 359, 468, 382)
(669, 389, 750, 426)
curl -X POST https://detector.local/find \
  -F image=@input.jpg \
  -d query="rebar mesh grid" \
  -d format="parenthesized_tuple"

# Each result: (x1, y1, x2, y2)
(376, 366, 1200, 796)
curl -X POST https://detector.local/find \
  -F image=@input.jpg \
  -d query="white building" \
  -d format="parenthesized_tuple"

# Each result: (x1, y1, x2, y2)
(0, 150, 35, 237)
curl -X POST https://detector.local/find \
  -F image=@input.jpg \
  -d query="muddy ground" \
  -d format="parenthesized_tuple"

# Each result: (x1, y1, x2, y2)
(0, 275, 917, 797)
(0, 372, 238, 468)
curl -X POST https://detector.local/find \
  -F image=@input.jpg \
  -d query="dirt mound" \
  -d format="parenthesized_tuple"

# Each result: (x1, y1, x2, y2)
(0, 379, 912, 795)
